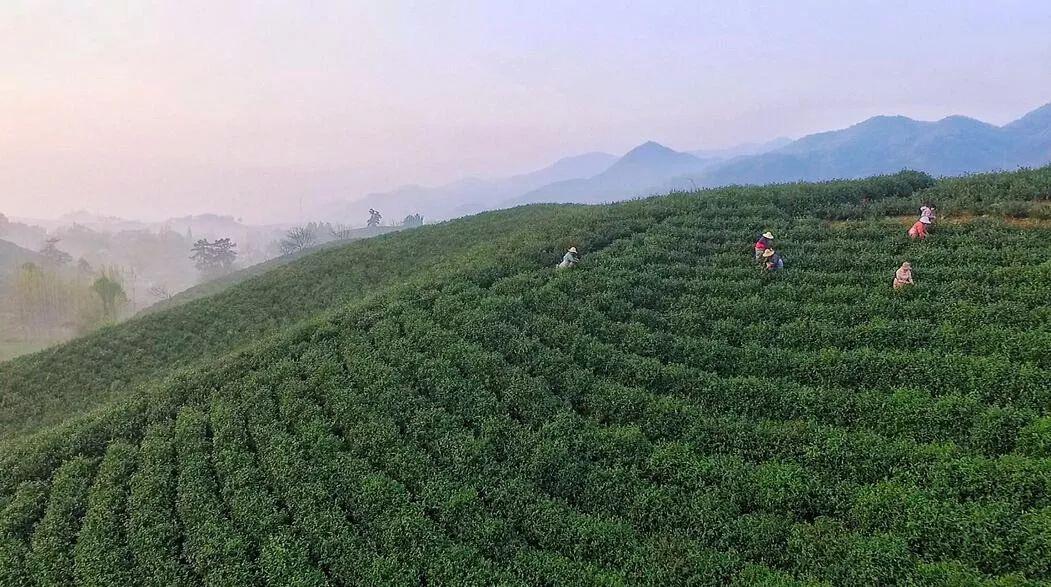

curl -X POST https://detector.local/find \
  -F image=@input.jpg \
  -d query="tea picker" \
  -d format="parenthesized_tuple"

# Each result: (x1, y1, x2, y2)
(754, 231, 774, 261)
(557, 246, 581, 269)
(908, 216, 931, 239)
(762, 248, 784, 271)
(893, 261, 914, 289)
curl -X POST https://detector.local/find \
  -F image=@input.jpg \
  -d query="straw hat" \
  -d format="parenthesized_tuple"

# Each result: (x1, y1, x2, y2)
(763, 249, 776, 258)
(568, 247, 578, 253)
(762, 231, 774, 239)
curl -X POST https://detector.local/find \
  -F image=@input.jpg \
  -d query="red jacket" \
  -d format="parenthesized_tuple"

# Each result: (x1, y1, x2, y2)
(908, 221, 927, 239)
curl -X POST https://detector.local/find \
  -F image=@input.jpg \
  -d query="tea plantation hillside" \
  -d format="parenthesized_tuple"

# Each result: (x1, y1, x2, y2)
(141, 225, 404, 316)
(0, 204, 603, 437)
(1, 168, 1050, 584)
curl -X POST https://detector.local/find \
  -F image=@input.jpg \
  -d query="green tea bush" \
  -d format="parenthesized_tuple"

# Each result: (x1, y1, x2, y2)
(1, 167, 1049, 582)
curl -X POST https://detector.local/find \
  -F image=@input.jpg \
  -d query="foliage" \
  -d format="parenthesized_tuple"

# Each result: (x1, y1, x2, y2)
(0, 167, 1049, 583)
(91, 271, 128, 324)
(279, 226, 317, 255)
(39, 238, 73, 267)
(329, 223, 356, 240)
(402, 213, 424, 227)
(189, 237, 238, 278)
(9, 262, 95, 338)
(367, 208, 382, 227)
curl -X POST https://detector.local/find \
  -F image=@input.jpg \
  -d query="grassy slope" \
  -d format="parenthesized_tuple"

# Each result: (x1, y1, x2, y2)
(140, 225, 403, 315)
(0, 204, 599, 437)
(0, 342, 51, 363)
(1, 168, 1049, 583)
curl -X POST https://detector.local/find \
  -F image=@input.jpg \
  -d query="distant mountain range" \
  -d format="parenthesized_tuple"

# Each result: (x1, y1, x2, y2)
(514, 142, 717, 205)
(350, 102, 1051, 217)
(322, 151, 618, 222)
(684, 104, 1051, 190)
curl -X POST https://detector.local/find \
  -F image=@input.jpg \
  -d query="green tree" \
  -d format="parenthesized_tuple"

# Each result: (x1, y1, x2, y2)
(367, 208, 382, 227)
(190, 238, 238, 279)
(91, 274, 127, 323)
(328, 223, 355, 240)
(402, 213, 424, 227)
(279, 226, 317, 255)
(40, 238, 73, 267)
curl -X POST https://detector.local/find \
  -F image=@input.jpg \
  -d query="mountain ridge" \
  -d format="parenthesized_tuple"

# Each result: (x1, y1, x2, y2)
(330, 102, 1051, 219)
(687, 106, 1045, 189)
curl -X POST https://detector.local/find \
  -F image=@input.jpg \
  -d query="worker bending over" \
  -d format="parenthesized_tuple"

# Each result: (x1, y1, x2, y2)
(754, 231, 774, 260)
(557, 246, 580, 269)
(762, 248, 784, 271)
(908, 216, 931, 239)
(893, 261, 914, 289)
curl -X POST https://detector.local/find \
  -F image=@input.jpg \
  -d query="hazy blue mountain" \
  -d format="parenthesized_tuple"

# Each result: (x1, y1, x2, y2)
(333, 102, 1051, 213)
(688, 137, 793, 159)
(337, 151, 617, 221)
(1003, 102, 1051, 166)
(685, 102, 1051, 188)
(513, 142, 714, 205)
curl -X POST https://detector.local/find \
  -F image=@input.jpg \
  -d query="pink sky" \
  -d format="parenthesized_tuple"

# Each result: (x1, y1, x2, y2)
(2, 1, 1050, 223)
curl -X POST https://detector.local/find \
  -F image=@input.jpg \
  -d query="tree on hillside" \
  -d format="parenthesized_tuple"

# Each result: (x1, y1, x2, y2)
(11, 261, 96, 339)
(39, 238, 73, 267)
(0, 212, 9, 237)
(402, 213, 424, 227)
(280, 226, 317, 255)
(190, 238, 238, 278)
(329, 224, 356, 240)
(148, 283, 174, 301)
(367, 208, 382, 227)
(91, 273, 127, 323)
(76, 258, 94, 278)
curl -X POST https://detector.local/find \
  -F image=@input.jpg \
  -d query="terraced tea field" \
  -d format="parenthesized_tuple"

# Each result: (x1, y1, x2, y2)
(1, 169, 1049, 584)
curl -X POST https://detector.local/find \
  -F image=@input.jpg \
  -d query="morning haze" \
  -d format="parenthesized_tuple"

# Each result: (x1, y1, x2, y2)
(3, 3, 1051, 582)
(2, 1, 1049, 224)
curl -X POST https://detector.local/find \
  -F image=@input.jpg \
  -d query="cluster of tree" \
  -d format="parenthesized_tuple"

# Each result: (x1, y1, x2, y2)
(401, 213, 424, 227)
(5, 262, 128, 340)
(189, 238, 238, 279)
(365, 209, 425, 228)
(276, 212, 425, 257)
(0, 221, 204, 308)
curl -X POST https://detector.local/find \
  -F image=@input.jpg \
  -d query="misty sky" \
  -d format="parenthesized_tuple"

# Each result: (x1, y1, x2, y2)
(2, 1, 1050, 224)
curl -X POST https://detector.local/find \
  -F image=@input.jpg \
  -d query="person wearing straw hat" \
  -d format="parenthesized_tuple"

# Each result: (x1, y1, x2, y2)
(908, 216, 931, 239)
(762, 248, 784, 271)
(754, 231, 774, 260)
(893, 261, 914, 289)
(557, 246, 581, 269)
